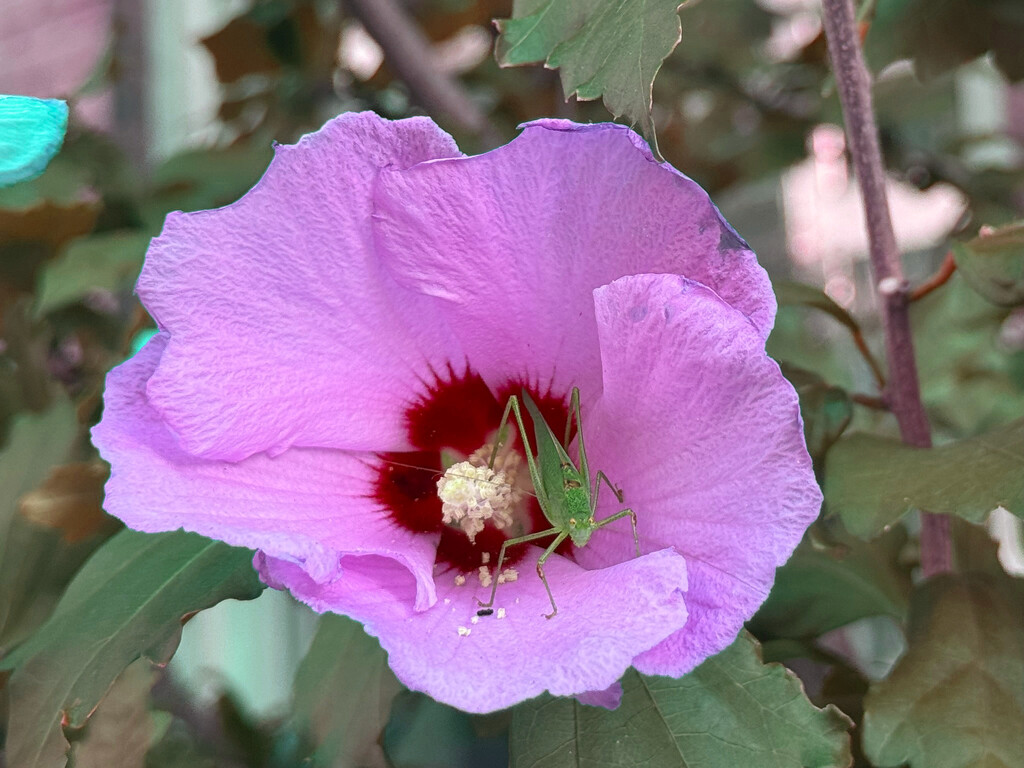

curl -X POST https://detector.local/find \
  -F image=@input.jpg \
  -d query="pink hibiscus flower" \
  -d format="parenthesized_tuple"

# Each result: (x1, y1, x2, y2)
(92, 113, 821, 713)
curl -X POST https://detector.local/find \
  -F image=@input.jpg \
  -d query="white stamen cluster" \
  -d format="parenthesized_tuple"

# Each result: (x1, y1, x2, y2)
(437, 460, 516, 543)
(478, 565, 492, 588)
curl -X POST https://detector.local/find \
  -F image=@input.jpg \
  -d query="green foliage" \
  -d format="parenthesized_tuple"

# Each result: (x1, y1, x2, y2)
(0, 401, 112, 652)
(509, 631, 852, 768)
(912, 274, 1024, 436)
(780, 364, 853, 465)
(0, 529, 263, 768)
(952, 222, 1024, 308)
(143, 137, 274, 226)
(751, 525, 911, 640)
(495, 0, 685, 158)
(289, 614, 403, 768)
(862, 573, 1024, 767)
(824, 419, 1024, 538)
(35, 230, 150, 316)
(1, 1, 1023, 765)
(866, 0, 1024, 82)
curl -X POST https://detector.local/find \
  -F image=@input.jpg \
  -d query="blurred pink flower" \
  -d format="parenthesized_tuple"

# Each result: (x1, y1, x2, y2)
(0, 0, 114, 126)
(93, 113, 821, 712)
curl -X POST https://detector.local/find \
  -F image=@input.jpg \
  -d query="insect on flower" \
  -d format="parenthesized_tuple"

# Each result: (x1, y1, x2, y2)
(468, 387, 639, 619)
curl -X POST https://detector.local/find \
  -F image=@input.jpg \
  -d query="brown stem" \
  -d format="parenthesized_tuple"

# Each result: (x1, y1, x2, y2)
(821, 0, 951, 576)
(909, 251, 957, 302)
(344, 0, 499, 144)
(111, 0, 149, 172)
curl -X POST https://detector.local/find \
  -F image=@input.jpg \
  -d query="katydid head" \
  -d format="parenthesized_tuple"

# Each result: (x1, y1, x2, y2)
(564, 485, 596, 546)
(567, 515, 596, 547)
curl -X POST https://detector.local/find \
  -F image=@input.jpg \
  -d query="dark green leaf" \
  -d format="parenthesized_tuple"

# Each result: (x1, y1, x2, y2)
(290, 613, 403, 768)
(775, 281, 861, 335)
(866, 0, 1024, 82)
(750, 525, 910, 640)
(143, 138, 273, 226)
(0, 401, 78, 553)
(824, 419, 1024, 538)
(509, 631, 852, 768)
(952, 222, 1024, 307)
(1, 529, 263, 768)
(911, 274, 1024, 435)
(0, 401, 103, 651)
(35, 230, 150, 316)
(863, 573, 1024, 767)
(495, 0, 684, 158)
(383, 691, 505, 768)
(780, 364, 853, 464)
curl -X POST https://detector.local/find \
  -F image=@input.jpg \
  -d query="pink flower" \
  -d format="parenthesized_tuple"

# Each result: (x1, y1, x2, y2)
(92, 113, 821, 713)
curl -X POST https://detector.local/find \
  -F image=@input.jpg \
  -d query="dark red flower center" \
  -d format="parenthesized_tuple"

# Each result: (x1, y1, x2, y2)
(370, 365, 573, 574)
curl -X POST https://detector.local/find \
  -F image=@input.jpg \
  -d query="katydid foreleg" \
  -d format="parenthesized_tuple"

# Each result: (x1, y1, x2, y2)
(590, 507, 640, 558)
(535, 530, 571, 619)
(590, 469, 638, 557)
(594, 470, 625, 504)
(477, 527, 561, 614)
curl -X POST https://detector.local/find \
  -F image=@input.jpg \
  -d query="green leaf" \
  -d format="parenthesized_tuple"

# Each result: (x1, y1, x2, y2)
(1, 529, 263, 768)
(0, 401, 78, 554)
(775, 281, 862, 335)
(0, 401, 107, 651)
(290, 613, 403, 768)
(495, 0, 684, 158)
(911, 273, 1024, 435)
(773, 281, 884, 389)
(863, 573, 1024, 768)
(824, 419, 1024, 538)
(143, 137, 273, 227)
(508, 631, 852, 768)
(383, 692, 503, 768)
(750, 525, 911, 640)
(952, 222, 1024, 308)
(779, 364, 853, 464)
(35, 230, 150, 316)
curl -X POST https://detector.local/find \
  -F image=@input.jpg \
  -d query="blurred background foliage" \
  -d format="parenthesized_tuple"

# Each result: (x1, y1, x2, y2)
(0, 0, 1022, 766)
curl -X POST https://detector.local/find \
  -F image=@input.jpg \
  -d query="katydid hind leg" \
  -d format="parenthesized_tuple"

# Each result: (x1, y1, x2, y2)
(487, 396, 517, 470)
(594, 469, 624, 504)
(489, 394, 550, 515)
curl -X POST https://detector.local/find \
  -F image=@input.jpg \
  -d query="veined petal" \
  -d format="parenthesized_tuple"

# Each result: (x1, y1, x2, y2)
(92, 333, 439, 610)
(257, 547, 688, 713)
(140, 112, 464, 461)
(372, 120, 773, 401)
(579, 273, 821, 676)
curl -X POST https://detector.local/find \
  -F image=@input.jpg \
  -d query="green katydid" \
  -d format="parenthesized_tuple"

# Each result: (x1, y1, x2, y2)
(476, 387, 640, 619)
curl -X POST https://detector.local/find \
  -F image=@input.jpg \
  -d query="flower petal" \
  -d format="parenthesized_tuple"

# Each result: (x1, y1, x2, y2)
(579, 273, 821, 677)
(372, 119, 773, 399)
(140, 112, 464, 461)
(92, 333, 439, 610)
(257, 547, 688, 713)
